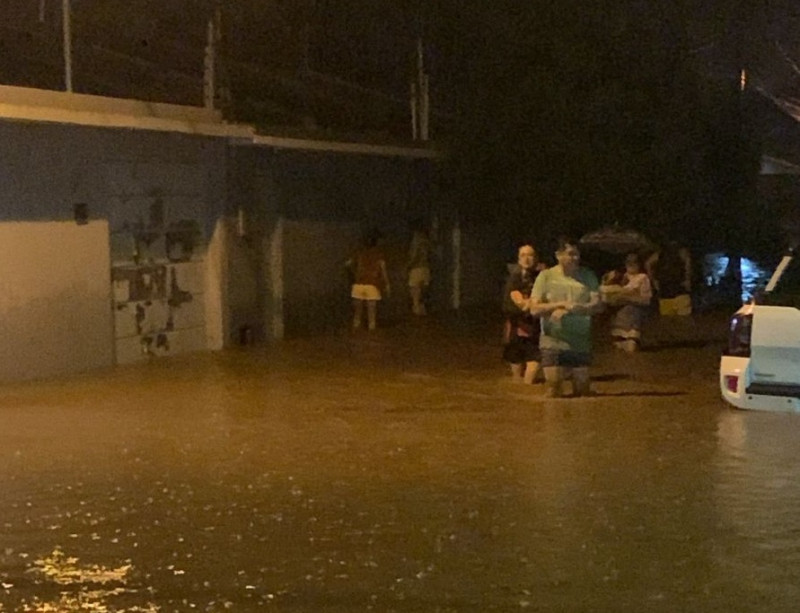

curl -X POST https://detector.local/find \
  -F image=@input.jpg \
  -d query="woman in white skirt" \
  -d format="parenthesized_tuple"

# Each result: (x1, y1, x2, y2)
(346, 232, 391, 331)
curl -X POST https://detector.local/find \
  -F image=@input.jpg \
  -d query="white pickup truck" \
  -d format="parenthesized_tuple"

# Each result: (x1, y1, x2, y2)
(720, 251, 800, 412)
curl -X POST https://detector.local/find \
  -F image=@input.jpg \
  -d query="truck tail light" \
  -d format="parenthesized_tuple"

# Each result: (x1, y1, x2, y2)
(724, 375, 739, 393)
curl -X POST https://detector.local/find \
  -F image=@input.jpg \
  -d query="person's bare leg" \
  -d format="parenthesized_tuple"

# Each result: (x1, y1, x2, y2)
(510, 363, 524, 382)
(523, 360, 541, 385)
(543, 366, 563, 397)
(572, 367, 592, 396)
(352, 299, 363, 329)
(367, 300, 377, 331)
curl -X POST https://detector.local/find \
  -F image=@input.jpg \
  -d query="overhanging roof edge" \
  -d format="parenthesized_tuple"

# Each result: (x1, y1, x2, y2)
(242, 134, 444, 159)
(761, 154, 800, 175)
(0, 100, 255, 138)
(0, 85, 445, 157)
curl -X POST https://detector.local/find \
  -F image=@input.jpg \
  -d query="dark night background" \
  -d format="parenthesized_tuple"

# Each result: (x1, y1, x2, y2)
(4, 0, 800, 261)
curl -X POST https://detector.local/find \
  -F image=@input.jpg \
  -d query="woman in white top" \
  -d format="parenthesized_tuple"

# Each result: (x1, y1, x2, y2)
(601, 252, 653, 352)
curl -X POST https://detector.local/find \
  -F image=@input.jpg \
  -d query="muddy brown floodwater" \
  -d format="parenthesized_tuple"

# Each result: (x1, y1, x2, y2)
(0, 315, 799, 612)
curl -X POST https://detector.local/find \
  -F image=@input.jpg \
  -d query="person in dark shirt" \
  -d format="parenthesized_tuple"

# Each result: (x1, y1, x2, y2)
(502, 244, 545, 384)
(646, 242, 692, 316)
(346, 231, 391, 331)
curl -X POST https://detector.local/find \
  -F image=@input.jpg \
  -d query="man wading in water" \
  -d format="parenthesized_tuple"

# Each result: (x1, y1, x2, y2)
(528, 237, 602, 398)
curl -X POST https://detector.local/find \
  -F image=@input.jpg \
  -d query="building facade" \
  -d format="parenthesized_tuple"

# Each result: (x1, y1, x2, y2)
(0, 85, 493, 383)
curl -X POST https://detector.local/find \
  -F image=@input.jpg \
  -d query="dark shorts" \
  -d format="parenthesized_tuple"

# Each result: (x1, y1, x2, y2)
(540, 348, 592, 368)
(503, 336, 541, 364)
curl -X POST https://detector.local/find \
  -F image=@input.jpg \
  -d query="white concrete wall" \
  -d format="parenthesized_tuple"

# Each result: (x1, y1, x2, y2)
(112, 259, 207, 364)
(0, 220, 113, 382)
(216, 216, 264, 346)
(204, 219, 228, 350)
(205, 216, 267, 348)
(0, 121, 229, 372)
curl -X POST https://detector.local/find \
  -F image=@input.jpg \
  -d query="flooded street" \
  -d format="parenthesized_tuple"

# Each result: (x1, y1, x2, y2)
(1, 315, 799, 612)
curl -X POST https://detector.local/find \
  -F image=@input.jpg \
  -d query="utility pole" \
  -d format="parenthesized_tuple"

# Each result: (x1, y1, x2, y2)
(724, 0, 751, 300)
(410, 82, 418, 140)
(62, 0, 73, 92)
(410, 38, 430, 141)
(203, 5, 222, 110)
(418, 38, 429, 141)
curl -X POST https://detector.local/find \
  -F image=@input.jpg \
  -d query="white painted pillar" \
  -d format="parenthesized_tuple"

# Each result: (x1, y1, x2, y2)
(203, 9, 220, 110)
(451, 221, 461, 310)
(410, 81, 418, 140)
(62, 0, 73, 92)
(411, 38, 430, 141)
(269, 218, 285, 339)
(204, 218, 229, 350)
(420, 75, 430, 141)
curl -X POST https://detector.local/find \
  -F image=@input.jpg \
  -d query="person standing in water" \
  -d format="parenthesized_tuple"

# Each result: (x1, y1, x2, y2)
(346, 230, 391, 331)
(502, 244, 544, 385)
(529, 237, 601, 398)
(406, 219, 432, 316)
(601, 252, 653, 352)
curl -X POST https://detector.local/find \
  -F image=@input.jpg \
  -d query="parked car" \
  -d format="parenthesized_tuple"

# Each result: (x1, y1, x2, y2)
(720, 250, 800, 412)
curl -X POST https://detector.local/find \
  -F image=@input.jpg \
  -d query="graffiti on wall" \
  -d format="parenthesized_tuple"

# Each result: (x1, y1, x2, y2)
(119, 195, 202, 265)
(112, 264, 194, 356)
(110, 192, 205, 360)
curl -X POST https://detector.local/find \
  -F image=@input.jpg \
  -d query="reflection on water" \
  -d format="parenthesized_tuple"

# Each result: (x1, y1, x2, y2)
(714, 409, 800, 607)
(14, 548, 156, 612)
(703, 253, 773, 302)
(0, 332, 799, 611)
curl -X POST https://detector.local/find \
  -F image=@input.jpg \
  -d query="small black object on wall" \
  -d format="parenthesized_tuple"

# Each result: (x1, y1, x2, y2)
(73, 202, 89, 225)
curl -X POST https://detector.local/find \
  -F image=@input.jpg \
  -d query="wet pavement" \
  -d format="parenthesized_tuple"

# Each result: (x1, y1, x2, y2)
(1, 311, 799, 612)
